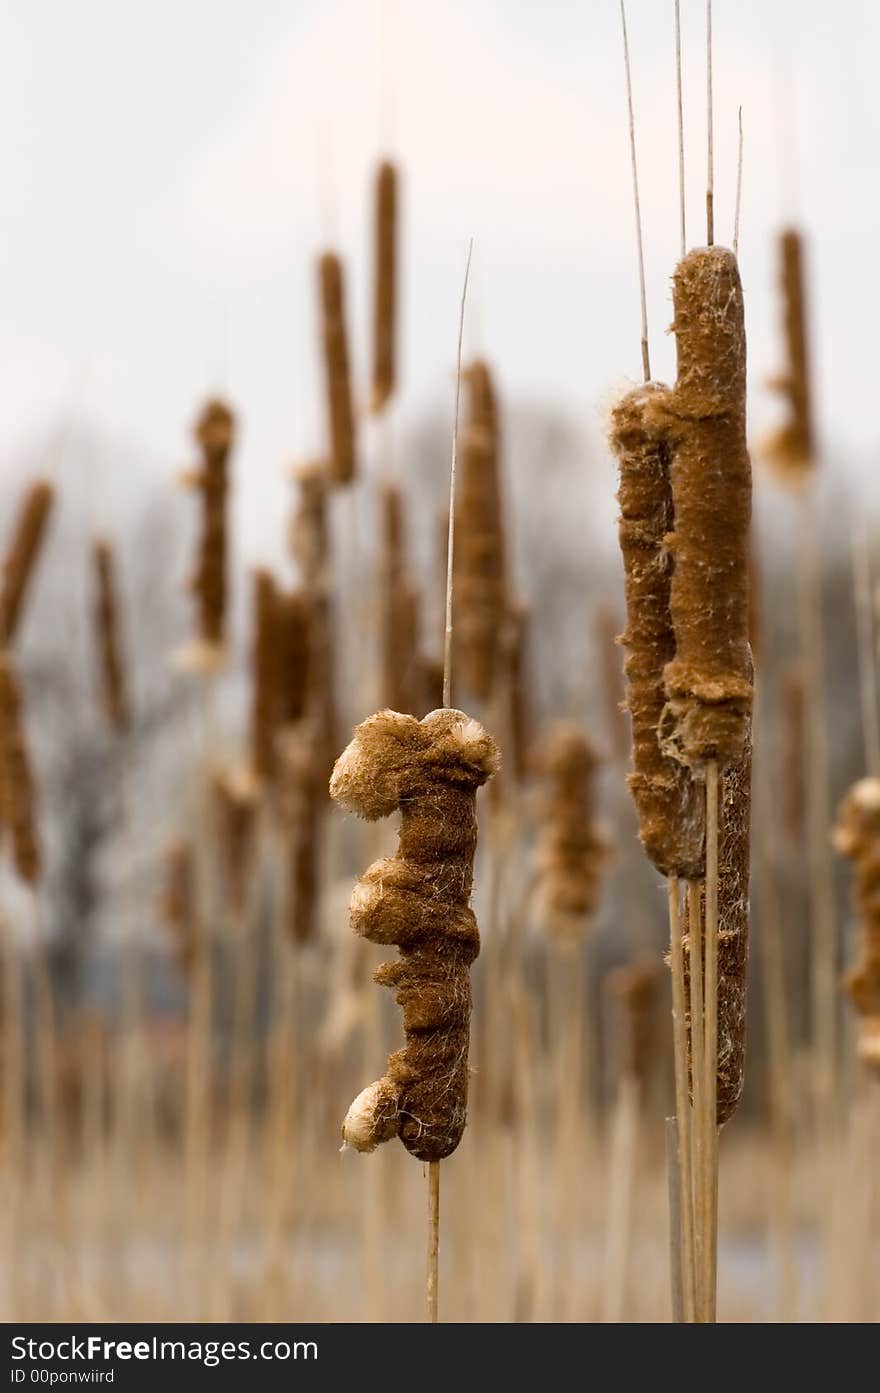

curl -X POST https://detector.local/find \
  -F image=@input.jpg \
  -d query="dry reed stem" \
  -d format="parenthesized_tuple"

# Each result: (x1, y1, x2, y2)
(686, 877, 707, 1317)
(702, 761, 719, 1323)
(667, 877, 697, 1322)
(371, 160, 398, 415)
(427, 1160, 440, 1322)
(601, 1071, 640, 1322)
(318, 253, 357, 485)
(91, 539, 130, 734)
(0, 480, 54, 645)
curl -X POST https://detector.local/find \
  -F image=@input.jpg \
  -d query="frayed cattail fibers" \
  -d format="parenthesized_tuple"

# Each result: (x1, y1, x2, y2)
(250, 569, 279, 784)
(370, 160, 398, 415)
(331, 708, 499, 1160)
(91, 540, 130, 734)
(682, 733, 752, 1124)
(833, 778, 880, 1073)
(0, 480, 55, 645)
(453, 361, 507, 702)
(610, 385, 705, 879)
(318, 253, 357, 485)
(184, 398, 234, 654)
(763, 229, 814, 483)
(531, 722, 608, 946)
(211, 768, 257, 919)
(275, 589, 311, 727)
(379, 484, 420, 713)
(0, 656, 41, 885)
(162, 842, 198, 976)
(650, 248, 753, 771)
(609, 954, 662, 1089)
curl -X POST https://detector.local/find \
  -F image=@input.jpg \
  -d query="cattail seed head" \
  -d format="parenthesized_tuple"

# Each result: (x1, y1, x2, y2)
(650, 247, 753, 770)
(290, 459, 331, 591)
(318, 253, 357, 485)
(91, 539, 130, 734)
(532, 722, 608, 946)
(186, 398, 234, 650)
(610, 384, 705, 879)
(762, 228, 814, 482)
(275, 588, 312, 728)
(370, 160, 398, 415)
(250, 568, 279, 784)
(331, 707, 499, 1160)
(211, 768, 257, 918)
(0, 656, 41, 885)
(0, 480, 55, 645)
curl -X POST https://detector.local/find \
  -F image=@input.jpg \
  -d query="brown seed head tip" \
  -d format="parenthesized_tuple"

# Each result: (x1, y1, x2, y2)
(194, 398, 235, 452)
(341, 1079, 400, 1153)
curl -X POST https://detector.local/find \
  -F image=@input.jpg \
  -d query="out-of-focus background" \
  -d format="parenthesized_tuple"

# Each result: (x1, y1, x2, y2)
(0, 0, 877, 1324)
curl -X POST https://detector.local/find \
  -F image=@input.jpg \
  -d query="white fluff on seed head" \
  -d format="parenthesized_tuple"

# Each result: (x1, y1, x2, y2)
(341, 1081, 390, 1153)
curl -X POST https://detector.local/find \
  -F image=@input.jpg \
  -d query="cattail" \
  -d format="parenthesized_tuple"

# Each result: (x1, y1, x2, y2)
(279, 728, 324, 943)
(91, 539, 130, 733)
(651, 247, 753, 771)
(779, 660, 806, 848)
(290, 459, 331, 589)
(833, 778, 880, 1072)
(453, 361, 507, 701)
(379, 483, 421, 713)
(370, 160, 398, 414)
(211, 768, 257, 918)
(318, 253, 357, 485)
(275, 588, 312, 727)
(250, 569, 279, 784)
(593, 603, 629, 762)
(0, 480, 55, 645)
(186, 398, 234, 649)
(609, 953, 662, 1088)
(502, 602, 532, 782)
(532, 722, 608, 946)
(162, 841, 198, 976)
(0, 656, 41, 884)
(331, 707, 499, 1160)
(762, 229, 814, 482)
(610, 385, 705, 878)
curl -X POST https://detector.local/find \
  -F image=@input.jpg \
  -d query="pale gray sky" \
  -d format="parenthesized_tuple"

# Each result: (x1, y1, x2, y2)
(1, 1, 877, 561)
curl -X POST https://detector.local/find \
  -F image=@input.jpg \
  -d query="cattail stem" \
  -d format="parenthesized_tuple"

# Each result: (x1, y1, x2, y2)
(701, 760, 720, 1322)
(665, 1116, 685, 1322)
(686, 876, 706, 1315)
(601, 1072, 641, 1322)
(668, 876, 697, 1322)
(427, 1160, 440, 1322)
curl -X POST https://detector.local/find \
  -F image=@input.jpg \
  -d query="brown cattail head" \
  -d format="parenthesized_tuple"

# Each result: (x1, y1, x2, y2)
(331, 708, 499, 1160)
(650, 247, 753, 770)
(91, 539, 130, 734)
(762, 228, 814, 482)
(162, 841, 198, 976)
(608, 953, 663, 1088)
(186, 398, 234, 649)
(318, 253, 357, 485)
(0, 656, 41, 884)
(593, 602, 629, 762)
(0, 480, 55, 645)
(275, 588, 312, 727)
(278, 725, 325, 943)
(610, 384, 705, 879)
(779, 660, 806, 848)
(834, 777, 880, 1074)
(250, 569, 279, 783)
(211, 768, 258, 918)
(379, 483, 421, 713)
(454, 360, 507, 701)
(290, 459, 330, 590)
(370, 160, 398, 414)
(532, 722, 609, 946)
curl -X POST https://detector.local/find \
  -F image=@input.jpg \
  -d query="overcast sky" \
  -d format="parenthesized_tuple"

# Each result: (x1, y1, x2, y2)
(1, 0, 877, 562)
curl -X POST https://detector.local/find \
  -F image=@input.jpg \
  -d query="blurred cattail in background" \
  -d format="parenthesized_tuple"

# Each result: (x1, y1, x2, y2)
(250, 569, 280, 786)
(378, 483, 420, 714)
(183, 399, 234, 657)
(162, 841, 198, 979)
(212, 769, 257, 919)
(91, 539, 130, 735)
(0, 656, 42, 885)
(0, 480, 55, 646)
(833, 779, 880, 1072)
(532, 722, 608, 946)
(370, 160, 398, 416)
(762, 229, 814, 483)
(319, 254, 357, 485)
